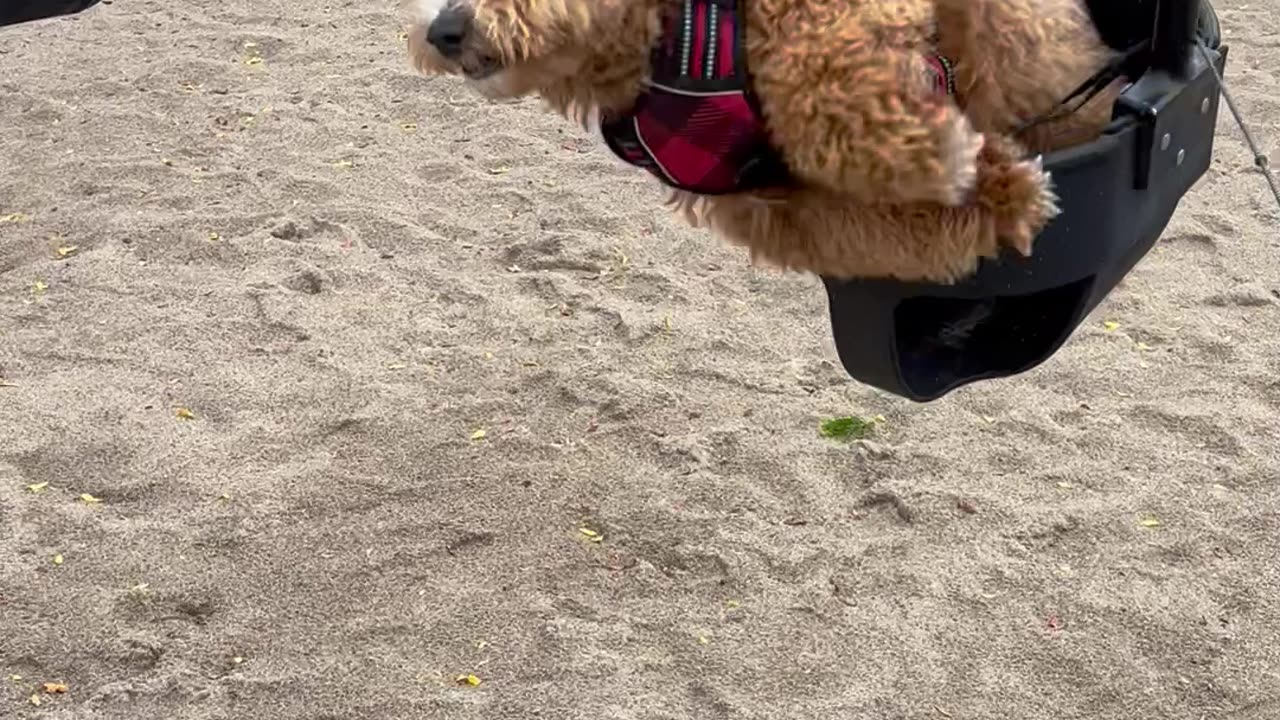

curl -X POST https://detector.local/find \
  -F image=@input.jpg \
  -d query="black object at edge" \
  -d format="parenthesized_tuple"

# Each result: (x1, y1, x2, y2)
(821, 0, 1226, 402)
(0, 0, 101, 28)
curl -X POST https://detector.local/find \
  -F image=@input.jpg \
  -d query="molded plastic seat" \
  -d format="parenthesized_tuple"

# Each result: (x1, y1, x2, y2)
(821, 2, 1226, 401)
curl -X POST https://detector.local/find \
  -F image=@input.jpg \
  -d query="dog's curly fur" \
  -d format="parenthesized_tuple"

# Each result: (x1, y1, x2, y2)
(406, 0, 1121, 283)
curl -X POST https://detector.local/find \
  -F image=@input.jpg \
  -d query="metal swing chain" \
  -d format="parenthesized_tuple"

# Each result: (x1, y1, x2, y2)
(1196, 40, 1280, 213)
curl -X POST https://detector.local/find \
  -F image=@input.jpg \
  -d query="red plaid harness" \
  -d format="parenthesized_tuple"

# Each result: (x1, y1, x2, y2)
(600, 0, 959, 197)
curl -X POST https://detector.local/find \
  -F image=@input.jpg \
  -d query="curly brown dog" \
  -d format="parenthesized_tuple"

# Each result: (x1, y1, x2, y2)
(405, 0, 1131, 283)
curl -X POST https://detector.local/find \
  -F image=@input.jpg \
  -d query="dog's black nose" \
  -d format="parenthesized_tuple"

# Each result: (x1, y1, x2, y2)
(426, 6, 472, 59)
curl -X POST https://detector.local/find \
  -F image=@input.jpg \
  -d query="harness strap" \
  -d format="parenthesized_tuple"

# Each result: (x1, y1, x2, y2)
(601, 1, 959, 195)
(925, 54, 957, 95)
(653, 0, 743, 84)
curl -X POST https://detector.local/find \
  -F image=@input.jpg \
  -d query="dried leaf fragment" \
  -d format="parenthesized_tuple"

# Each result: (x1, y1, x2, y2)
(1103, 320, 1120, 332)
(470, 429, 487, 441)
(579, 527, 602, 542)
(27, 482, 49, 494)
(244, 56, 263, 66)
(42, 682, 68, 694)
(176, 407, 196, 420)
(0, 212, 30, 223)
(455, 674, 481, 687)
(55, 245, 79, 258)
(79, 493, 103, 505)
(1139, 517, 1162, 528)
(53, 554, 64, 565)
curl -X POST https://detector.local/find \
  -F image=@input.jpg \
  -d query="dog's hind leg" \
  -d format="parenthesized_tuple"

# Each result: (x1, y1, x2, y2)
(745, 0, 985, 207)
(752, 44, 986, 208)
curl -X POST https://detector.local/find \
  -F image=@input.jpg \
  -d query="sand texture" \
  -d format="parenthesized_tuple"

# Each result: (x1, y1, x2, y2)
(2, 1, 1279, 718)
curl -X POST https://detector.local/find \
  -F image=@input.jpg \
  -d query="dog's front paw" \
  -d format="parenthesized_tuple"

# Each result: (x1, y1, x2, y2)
(978, 150, 1061, 257)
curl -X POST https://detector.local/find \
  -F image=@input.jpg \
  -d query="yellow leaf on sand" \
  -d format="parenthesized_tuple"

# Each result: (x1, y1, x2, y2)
(470, 429, 487, 441)
(80, 493, 102, 504)
(9, 674, 22, 682)
(332, 159, 354, 169)
(1, 212, 30, 223)
(1103, 320, 1120, 332)
(32, 280, 48, 293)
(42, 682, 67, 694)
(27, 482, 49, 494)
(30, 694, 41, 706)
(1056, 481, 1075, 490)
(456, 674, 481, 687)
(244, 57, 263, 66)
(53, 554, 64, 565)
(55, 245, 79, 258)
(176, 407, 196, 420)
(401, 122, 418, 132)
(1139, 517, 1162, 528)
(579, 528, 602, 542)
(486, 166, 510, 175)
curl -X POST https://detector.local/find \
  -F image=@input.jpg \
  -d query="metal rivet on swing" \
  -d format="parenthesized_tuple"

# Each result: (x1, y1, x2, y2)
(1161, 133, 1172, 150)
(1177, 148, 1186, 166)
(1201, 97, 1211, 114)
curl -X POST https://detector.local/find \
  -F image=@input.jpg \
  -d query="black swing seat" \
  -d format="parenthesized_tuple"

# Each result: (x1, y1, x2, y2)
(822, 5, 1228, 402)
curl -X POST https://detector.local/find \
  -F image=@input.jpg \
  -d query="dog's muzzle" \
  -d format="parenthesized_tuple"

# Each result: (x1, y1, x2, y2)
(426, 4, 473, 60)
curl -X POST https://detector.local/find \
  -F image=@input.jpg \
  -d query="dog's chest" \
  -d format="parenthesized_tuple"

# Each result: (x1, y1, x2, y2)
(600, 0, 959, 196)
(599, 0, 788, 195)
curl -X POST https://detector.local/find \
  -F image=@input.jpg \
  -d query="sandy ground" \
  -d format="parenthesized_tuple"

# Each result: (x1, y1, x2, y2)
(2, 1, 1278, 718)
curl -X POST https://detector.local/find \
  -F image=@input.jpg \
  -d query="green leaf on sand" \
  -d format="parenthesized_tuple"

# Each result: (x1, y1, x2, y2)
(819, 415, 883, 441)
